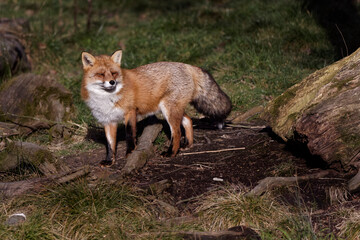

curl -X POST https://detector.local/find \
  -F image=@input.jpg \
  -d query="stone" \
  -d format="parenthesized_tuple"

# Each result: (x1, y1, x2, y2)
(5, 213, 26, 226)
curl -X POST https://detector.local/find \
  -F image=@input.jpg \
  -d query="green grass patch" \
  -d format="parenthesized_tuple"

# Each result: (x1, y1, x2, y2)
(0, 0, 334, 122)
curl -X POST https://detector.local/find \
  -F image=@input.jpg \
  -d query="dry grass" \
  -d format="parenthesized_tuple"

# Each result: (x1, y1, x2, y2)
(337, 206, 360, 240)
(195, 186, 289, 236)
(195, 185, 344, 239)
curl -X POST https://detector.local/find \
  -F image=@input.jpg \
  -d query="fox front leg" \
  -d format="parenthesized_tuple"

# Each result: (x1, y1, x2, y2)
(101, 122, 118, 166)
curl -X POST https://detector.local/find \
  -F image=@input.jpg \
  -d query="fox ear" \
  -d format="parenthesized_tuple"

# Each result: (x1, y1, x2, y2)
(111, 50, 122, 66)
(82, 52, 96, 69)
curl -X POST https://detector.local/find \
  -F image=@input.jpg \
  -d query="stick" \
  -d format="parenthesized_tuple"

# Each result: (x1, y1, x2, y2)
(0, 166, 90, 198)
(227, 124, 266, 129)
(180, 147, 245, 156)
(246, 170, 330, 197)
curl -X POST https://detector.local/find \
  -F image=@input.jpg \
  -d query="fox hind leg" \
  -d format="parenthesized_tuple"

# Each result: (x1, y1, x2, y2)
(181, 113, 193, 149)
(160, 102, 183, 157)
(167, 114, 182, 157)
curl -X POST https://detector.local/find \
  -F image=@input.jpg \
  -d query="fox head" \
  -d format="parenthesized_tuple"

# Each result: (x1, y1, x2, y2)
(81, 50, 123, 96)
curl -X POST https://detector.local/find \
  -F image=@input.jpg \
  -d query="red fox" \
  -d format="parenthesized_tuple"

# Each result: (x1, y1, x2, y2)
(81, 50, 231, 166)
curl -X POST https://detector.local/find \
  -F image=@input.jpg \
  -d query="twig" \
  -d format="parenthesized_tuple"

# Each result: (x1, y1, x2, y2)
(203, 134, 211, 144)
(0, 113, 86, 130)
(176, 191, 210, 205)
(180, 147, 245, 156)
(335, 24, 348, 57)
(227, 123, 266, 129)
(153, 163, 213, 169)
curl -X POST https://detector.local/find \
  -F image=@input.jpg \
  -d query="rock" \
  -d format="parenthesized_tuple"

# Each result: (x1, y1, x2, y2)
(0, 141, 54, 172)
(0, 18, 31, 79)
(0, 73, 76, 129)
(5, 213, 26, 226)
(263, 47, 360, 171)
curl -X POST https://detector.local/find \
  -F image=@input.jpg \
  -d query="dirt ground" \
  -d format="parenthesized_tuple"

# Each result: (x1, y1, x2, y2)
(62, 118, 360, 233)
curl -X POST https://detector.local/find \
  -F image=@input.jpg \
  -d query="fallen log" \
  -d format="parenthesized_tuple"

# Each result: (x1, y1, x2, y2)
(246, 170, 330, 197)
(263, 47, 360, 173)
(121, 123, 163, 174)
(0, 165, 90, 198)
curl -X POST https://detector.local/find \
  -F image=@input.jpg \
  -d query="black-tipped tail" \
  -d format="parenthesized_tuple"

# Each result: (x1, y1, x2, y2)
(191, 69, 232, 127)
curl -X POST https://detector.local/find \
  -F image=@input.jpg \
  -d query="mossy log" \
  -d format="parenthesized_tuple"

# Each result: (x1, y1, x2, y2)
(0, 141, 54, 172)
(0, 73, 76, 130)
(263, 48, 360, 172)
(0, 18, 31, 78)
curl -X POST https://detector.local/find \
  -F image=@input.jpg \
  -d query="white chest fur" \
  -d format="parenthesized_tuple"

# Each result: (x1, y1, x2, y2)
(86, 86, 124, 125)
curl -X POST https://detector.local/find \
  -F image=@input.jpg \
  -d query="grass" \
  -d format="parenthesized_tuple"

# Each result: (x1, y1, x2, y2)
(1, 182, 347, 239)
(0, 180, 194, 239)
(196, 186, 343, 239)
(0, 0, 334, 123)
(0, 0, 355, 239)
(337, 207, 360, 240)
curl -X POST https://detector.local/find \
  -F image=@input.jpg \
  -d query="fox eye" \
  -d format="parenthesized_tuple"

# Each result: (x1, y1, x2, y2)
(111, 72, 118, 78)
(96, 73, 105, 78)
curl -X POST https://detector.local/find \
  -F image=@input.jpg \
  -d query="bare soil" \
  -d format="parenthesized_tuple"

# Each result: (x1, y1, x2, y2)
(62, 118, 360, 233)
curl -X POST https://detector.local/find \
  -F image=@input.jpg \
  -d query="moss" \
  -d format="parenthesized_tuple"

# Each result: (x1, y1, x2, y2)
(335, 112, 360, 167)
(331, 77, 354, 91)
(339, 130, 360, 151)
(32, 86, 74, 121)
(33, 149, 54, 165)
(268, 86, 297, 119)
(18, 84, 75, 124)
(0, 149, 9, 163)
(0, 74, 15, 92)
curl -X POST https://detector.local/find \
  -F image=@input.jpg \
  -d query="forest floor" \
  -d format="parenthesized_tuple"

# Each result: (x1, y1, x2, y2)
(61, 118, 360, 236)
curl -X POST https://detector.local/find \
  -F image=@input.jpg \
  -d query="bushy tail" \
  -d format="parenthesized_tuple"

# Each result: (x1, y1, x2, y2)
(191, 69, 232, 128)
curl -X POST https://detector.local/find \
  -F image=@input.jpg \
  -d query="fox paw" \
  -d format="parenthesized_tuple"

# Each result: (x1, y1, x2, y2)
(99, 159, 114, 167)
(161, 148, 178, 158)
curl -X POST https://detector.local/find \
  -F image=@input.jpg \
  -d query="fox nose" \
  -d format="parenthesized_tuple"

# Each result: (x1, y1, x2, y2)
(109, 80, 115, 85)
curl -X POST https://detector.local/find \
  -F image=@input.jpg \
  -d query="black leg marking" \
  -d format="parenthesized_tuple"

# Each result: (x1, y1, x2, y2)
(100, 142, 114, 166)
(125, 124, 136, 155)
